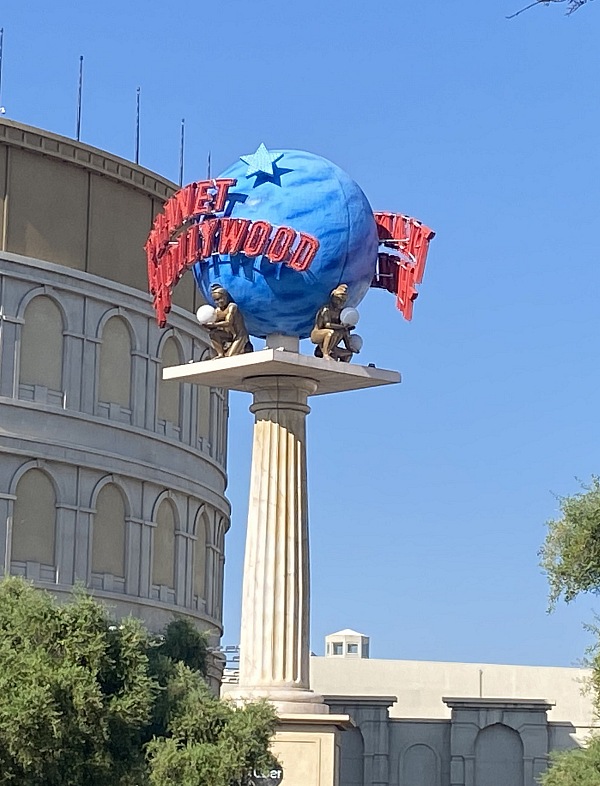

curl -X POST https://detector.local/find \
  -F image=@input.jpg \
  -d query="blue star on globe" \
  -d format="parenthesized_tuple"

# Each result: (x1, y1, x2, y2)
(192, 149, 379, 338)
(240, 143, 284, 178)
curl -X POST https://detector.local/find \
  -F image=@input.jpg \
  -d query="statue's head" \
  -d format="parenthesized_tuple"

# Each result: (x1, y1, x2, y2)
(210, 284, 231, 307)
(330, 284, 348, 307)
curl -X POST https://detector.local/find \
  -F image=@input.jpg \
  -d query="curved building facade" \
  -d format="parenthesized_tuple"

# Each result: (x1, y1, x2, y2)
(0, 119, 229, 658)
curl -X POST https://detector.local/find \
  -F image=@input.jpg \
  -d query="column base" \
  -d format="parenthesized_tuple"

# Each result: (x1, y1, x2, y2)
(228, 686, 329, 715)
(271, 714, 353, 786)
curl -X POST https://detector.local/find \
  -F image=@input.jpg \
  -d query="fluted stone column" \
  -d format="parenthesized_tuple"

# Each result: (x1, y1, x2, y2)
(231, 375, 327, 714)
(163, 344, 399, 726)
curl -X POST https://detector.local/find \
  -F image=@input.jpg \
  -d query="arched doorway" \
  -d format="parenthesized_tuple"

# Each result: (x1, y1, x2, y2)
(474, 723, 524, 786)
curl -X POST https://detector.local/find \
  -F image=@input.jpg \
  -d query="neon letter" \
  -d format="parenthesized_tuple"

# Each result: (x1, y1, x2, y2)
(288, 233, 319, 271)
(218, 218, 251, 255)
(243, 221, 272, 257)
(200, 218, 219, 258)
(266, 226, 296, 263)
(212, 179, 236, 212)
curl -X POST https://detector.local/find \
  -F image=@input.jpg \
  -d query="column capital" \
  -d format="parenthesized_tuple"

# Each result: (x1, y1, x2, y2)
(247, 375, 318, 417)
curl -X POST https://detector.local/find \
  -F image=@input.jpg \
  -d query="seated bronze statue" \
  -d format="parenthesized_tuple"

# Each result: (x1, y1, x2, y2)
(205, 285, 253, 358)
(310, 284, 356, 362)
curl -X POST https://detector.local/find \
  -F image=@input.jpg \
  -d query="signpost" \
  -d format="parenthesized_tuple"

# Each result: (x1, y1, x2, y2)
(147, 144, 433, 786)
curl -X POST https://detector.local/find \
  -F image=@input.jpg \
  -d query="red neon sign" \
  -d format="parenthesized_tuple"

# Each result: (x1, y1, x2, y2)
(371, 212, 435, 321)
(145, 179, 320, 327)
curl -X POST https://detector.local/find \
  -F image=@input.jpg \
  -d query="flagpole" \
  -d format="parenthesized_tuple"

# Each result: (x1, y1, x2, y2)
(0, 29, 5, 114)
(135, 87, 141, 165)
(178, 118, 185, 187)
(76, 55, 83, 141)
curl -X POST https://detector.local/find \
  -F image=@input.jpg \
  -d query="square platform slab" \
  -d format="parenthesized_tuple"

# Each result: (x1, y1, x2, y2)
(163, 349, 400, 396)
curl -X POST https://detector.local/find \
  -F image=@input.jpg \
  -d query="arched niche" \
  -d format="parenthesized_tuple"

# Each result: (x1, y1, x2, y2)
(92, 483, 127, 588)
(193, 509, 209, 612)
(158, 336, 183, 433)
(400, 743, 440, 786)
(98, 315, 132, 412)
(19, 295, 64, 396)
(152, 498, 176, 592)
(12, 468, 56, 569)
(474, 723, 524, 786)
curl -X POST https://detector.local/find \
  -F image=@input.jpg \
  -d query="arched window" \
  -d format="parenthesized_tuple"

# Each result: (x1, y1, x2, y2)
(20, 296, 64, 404)
(98, 316, 132, 419)
(194, 513, 208, 611)
(153, 499, 176, 592)
(92, 484, 126, 590)
(12, 469, 56, 572)
(474, 724, 524, 786)
(158, 337, 182, 436)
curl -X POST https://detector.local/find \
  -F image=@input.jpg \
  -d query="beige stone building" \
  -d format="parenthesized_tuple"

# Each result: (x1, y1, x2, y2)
(0, 119, 228, 680)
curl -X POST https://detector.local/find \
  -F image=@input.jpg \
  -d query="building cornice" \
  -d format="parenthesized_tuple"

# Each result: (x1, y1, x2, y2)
(0, 118, 177, 201)
(443, 697, 555, 711)
(323, 695, 397, 707)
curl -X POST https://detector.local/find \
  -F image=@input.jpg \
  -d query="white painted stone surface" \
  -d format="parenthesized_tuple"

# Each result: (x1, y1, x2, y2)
(163, 349, 400, 396)
(230, 376, 327, 713)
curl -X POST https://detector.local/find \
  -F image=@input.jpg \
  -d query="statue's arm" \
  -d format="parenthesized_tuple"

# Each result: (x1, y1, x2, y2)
(209, 304, 236, 329)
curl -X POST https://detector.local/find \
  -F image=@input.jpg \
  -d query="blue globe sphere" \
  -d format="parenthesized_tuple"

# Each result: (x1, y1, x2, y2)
(192, 149, 378, 338)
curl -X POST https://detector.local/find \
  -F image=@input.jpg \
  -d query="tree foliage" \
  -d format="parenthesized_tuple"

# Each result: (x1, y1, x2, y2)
(540, 737, 600, 785)
(0, 577, 277, 786)
(540, 476, 600, 607)
(147, 665, 276, 786)
(538, 477, 600, 783)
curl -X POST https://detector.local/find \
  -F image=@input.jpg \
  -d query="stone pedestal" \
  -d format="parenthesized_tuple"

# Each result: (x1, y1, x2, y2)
(272, 714, 354, 786)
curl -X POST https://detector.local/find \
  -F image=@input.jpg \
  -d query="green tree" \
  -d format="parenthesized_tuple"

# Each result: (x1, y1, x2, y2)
(147, 665, 276, 786)
(0, 577, 277, 786)
(540, 476, 600, 608)
(538, 477, 600, 784)
(540, 738, 600, 785)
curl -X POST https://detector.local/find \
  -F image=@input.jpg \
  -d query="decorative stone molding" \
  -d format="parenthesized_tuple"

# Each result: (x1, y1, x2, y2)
(0, 118, 176, 201)
(443, 698, 554, 786)
(324, 696, 396, 786)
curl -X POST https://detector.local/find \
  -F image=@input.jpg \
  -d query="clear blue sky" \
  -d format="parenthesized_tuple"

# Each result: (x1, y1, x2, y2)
(2, 0, 599, 667)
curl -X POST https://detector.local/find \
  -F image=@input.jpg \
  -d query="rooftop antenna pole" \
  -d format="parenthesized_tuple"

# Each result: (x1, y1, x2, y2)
(207, 150, 211, 180)
(76, 55, 83, 141)
(135, 86, 141, 165)
(0, 29, 6, 115)
(178, 118, 185, 186)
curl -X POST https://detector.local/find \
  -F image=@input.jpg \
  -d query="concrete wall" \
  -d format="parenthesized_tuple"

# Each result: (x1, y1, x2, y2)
(320, 693, 589, 786)
(311, 656, 596, 736)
